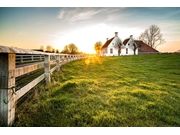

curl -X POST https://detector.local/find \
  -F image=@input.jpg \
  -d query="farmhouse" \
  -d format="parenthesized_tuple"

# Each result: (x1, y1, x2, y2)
(101, 32, 158, 56)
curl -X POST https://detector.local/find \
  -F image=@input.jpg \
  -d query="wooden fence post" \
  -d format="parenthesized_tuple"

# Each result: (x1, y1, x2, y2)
(0, 53, 16, 126)
(60, 55, 64, 65)
(44, 55, 51, 83)
(56, 55, 60, 72)
(20, 55, 23, 63)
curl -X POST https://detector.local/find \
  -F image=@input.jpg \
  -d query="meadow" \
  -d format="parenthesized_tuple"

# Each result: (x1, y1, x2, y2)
(13, 54, 180, 126)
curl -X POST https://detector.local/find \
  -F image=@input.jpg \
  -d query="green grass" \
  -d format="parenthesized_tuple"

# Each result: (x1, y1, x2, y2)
(13, 54, 180, 127)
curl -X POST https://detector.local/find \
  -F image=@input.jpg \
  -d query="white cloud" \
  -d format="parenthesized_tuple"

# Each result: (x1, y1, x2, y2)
(70, 10, 98, 21)
(58, 10, 64, 19)
(58, 7, 122, 22)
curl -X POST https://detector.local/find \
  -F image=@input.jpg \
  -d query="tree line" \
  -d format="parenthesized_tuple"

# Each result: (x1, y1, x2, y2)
(39, 43, 81, 54)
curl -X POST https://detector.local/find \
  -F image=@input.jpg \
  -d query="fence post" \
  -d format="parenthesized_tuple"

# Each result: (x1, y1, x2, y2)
(0, 53, 16, 126)
(20, 55, 23, 63)
(61, 55, 64, 65)
(44, 55, 51, 83)
(56, 55, 60, 72)
(31, 55, 34, 62)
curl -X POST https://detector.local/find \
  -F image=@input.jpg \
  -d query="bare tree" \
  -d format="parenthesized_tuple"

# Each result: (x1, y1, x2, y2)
(68, 43, 78, 54)
(138, 24, 165, 49)
(113, 38, 123, 56)
(61, 44, 79, 54)
(94, 41, 102, 56)
(62, 45, 69, 54)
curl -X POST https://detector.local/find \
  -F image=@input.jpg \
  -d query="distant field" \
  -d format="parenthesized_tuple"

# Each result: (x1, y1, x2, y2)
(14, 54, 180, 126)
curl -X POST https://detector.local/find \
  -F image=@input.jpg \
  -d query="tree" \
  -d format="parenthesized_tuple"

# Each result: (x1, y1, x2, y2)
(61, 44, 79, 54)
(62, 45, 69, 54)
(68, 43, 78, 54)
(94, 41, 102, 56)
(40, 45, 44, 52)
(46, 45, 53, 52)
(52, 48, 55, 53)
(138, 24, 165, 49)
(56, 49, 60, 53)
(113, 38, 123, 56)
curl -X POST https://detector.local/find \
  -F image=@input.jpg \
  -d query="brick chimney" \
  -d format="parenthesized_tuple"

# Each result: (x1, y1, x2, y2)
(115, 32, 118, 37)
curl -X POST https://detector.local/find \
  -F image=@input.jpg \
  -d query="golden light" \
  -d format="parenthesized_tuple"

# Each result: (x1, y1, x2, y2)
(53, 23, 144, 54)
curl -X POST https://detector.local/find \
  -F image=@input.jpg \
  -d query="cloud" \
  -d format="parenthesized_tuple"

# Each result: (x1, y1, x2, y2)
(58, 7, 122, 22)
(58, 10, 64, 19)
(70, 10, 100, 21)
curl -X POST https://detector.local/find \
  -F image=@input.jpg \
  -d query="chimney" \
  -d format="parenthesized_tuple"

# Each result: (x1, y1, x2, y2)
(130, 35, 133, 38)
(115, 32, 118, 37)
(106, 38, 109, 41)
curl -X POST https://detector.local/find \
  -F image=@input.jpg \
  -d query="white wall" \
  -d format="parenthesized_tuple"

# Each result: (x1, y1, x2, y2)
(101, 37, 138, 56)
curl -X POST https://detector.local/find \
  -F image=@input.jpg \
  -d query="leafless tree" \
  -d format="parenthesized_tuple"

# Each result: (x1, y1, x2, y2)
(138, 24, 165, 49)
(62, 45, 69, 54)
(68, 43, 78, 54)
(62, 44, 78, 54)
(114, 38, 123, 56)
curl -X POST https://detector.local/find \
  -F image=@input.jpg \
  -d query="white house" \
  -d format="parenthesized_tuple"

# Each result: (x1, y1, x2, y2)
(101, 32, 138, 56)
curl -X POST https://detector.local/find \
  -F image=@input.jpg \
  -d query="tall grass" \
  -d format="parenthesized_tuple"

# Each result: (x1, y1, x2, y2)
(13, 54, 180, 126)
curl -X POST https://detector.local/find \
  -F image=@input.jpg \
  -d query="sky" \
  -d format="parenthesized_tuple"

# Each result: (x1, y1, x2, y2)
(0, 2, 180, 53)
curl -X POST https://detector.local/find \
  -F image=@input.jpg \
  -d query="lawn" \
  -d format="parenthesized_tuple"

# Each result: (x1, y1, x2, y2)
(13, 54, 180, 126)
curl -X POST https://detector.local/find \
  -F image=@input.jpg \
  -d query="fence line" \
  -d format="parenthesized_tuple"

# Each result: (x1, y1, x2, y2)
(0, 45, 87, 126)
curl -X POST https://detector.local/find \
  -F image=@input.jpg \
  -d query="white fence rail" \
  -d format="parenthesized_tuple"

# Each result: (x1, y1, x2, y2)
(0, 45, 87, 126)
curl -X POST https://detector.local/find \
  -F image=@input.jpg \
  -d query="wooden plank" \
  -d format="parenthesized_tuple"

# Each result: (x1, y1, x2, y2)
(15, 63, 44, 77)
(15, 74, 45, 101)
(50, 66, 57, 73)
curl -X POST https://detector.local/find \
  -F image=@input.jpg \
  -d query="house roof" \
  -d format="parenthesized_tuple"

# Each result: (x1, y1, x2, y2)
(101, 37, 114, 49)
(102, 36, 159, 53)
(134, 40, 159, 52)
(123, 38, 130, 45)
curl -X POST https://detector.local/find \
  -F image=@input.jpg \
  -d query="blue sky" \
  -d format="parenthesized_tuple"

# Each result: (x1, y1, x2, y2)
(0, 7, 180, 53)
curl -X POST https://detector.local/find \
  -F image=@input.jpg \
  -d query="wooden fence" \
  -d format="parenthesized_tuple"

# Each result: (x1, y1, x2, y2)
(0, 45, 87, 126)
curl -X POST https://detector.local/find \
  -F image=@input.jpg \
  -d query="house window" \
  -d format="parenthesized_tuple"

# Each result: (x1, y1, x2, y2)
(110, 48, 113, 54)
(126, 48, 128, 54)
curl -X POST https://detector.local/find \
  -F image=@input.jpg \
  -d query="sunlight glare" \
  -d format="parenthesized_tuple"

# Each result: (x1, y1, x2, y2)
(53, 23, 143, 53)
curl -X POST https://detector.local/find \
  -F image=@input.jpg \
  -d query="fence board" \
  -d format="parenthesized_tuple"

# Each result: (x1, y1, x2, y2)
(15, 63, 44, 77)
(15, 74, 45, 101)
(50, 65, 57, 73)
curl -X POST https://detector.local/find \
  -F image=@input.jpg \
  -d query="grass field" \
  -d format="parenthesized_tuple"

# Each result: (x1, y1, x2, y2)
(13, 54, 180, 127)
